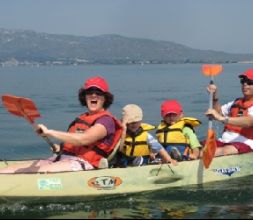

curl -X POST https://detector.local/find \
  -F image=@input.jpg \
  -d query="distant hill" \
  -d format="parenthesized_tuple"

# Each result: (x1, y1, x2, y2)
(1, 28, 253, 66)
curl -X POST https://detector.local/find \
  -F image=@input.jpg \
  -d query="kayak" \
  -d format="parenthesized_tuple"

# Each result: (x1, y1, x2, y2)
(0, 152, 252, 202)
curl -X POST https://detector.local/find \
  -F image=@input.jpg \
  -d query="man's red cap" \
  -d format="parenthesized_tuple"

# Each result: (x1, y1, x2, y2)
(239, 68, 253, 80)
(84, 76, 109, 92)
(161, 100, 183, 118)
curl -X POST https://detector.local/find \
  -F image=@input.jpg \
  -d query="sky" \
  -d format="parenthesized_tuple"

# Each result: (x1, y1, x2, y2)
(0, 0, 253, 54)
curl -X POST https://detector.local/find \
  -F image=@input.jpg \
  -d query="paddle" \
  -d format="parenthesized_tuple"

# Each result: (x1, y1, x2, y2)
(202, 64, 223, 169)
(1, 94, 57, 152)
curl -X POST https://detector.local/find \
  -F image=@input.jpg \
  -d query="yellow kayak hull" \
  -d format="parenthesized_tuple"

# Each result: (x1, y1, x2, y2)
(0, 153, 252, 202)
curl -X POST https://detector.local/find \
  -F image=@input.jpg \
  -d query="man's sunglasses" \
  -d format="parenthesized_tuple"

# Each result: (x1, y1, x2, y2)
(240, 78, 253, 86)
(86, 88, 105, 96)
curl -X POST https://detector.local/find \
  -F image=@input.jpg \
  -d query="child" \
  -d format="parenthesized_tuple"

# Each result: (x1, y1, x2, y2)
(156, 100, 202, 161)
(118, 104, 177, 167)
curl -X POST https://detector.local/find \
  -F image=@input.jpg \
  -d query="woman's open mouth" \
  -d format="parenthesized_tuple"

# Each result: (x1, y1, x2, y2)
(91, 100, 98, 105)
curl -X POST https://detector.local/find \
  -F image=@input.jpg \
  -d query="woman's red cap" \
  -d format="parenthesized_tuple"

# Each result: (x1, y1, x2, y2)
(84, 76, 109, 92)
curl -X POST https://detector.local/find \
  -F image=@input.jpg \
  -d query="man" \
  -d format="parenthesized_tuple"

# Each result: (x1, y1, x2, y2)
(206, 68, 253, 156)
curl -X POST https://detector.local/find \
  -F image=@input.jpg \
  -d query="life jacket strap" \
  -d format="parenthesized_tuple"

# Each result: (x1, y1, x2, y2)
(92, 145, 110, 158)
(124, 141, 148, 146)
(156, 128, 182, 134)
(67, 117, 92, 131)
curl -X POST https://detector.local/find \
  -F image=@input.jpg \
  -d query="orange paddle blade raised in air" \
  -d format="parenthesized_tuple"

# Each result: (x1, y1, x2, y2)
(2, 94, 41, 123)
(202, 64, 223, 77)
(203, 129, 217, 169)
(2, 94, 57, 151)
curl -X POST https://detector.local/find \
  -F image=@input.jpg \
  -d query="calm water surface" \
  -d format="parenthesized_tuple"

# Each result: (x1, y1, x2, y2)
(0, 64, 252, 218)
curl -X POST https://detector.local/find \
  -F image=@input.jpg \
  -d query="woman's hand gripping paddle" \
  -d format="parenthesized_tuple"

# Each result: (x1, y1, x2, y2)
(1, 94, 57, 152)
(202, 64, 223, 169)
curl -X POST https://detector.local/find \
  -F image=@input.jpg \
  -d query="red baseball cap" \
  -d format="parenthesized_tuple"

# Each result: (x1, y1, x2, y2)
(239, 69, 253, 80)
(84, 76, 109, 92)
(161, 100, 183, 118)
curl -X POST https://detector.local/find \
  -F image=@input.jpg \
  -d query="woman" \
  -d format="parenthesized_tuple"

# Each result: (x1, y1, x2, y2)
(205, 68, 253, 156)
(0, 76, 122, 173)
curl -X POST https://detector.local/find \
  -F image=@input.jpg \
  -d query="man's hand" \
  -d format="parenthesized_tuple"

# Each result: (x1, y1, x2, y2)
(205, 108, 224, 122)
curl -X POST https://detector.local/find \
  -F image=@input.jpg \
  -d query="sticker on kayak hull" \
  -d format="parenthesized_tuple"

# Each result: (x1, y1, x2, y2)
(88, 176, 122, 190)
(38, 178, 63, 191)
(212, 166, 241, 177)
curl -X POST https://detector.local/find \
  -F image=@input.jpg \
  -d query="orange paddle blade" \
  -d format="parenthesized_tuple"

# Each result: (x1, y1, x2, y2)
(202, 64, 223, 77)
(2, 94, 41, 122)
(203, 129, 217, 169)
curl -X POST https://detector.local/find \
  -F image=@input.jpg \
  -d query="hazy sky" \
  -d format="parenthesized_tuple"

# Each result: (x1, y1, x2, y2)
(0, 0, 252, 54)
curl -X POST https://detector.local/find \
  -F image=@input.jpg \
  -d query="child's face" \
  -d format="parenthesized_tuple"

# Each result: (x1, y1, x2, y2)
(127, 121, 142, 132)
(164, 113, 183, 125)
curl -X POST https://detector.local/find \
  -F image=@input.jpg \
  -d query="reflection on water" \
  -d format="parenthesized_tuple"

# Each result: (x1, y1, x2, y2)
(0, 176, 252, 219)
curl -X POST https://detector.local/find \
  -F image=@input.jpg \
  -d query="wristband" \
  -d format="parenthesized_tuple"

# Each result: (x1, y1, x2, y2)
(222, 116, 229, 124)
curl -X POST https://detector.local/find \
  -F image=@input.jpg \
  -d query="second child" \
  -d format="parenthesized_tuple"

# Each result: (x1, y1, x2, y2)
(156, 100, 202, 161)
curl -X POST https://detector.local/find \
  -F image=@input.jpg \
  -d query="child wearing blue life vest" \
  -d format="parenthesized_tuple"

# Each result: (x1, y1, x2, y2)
(156, 100, 202, 161)
(117, 104, 177, 167)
